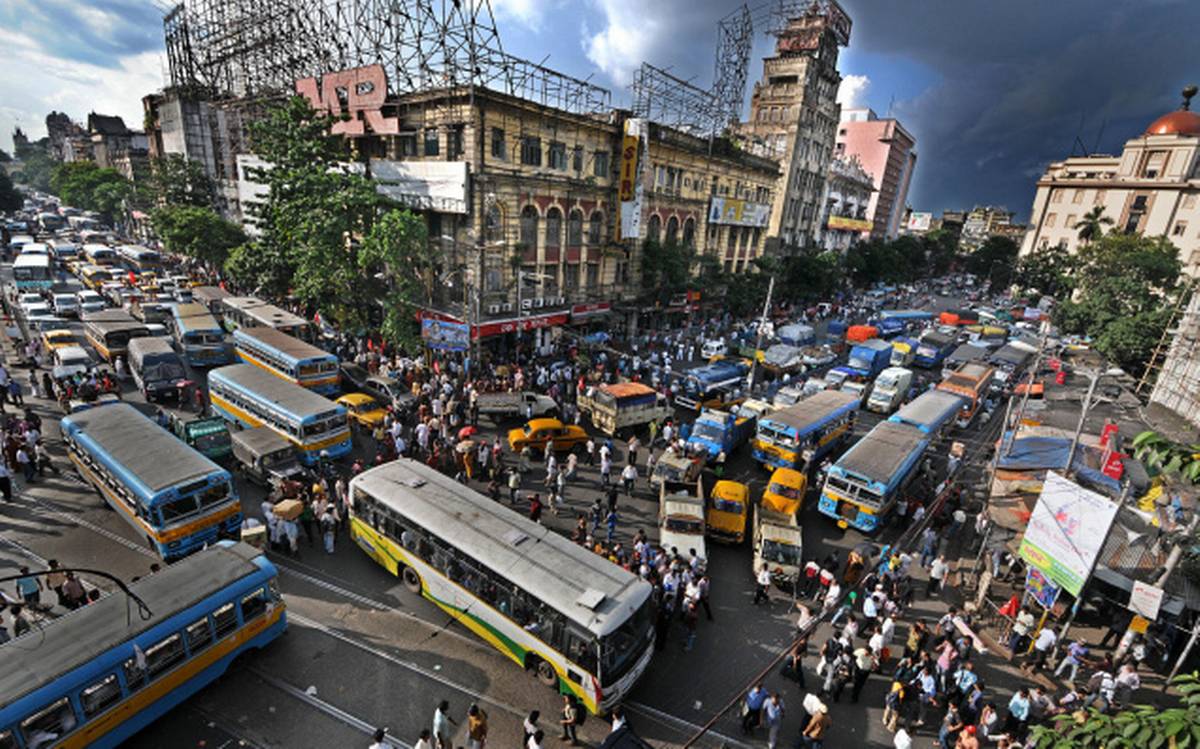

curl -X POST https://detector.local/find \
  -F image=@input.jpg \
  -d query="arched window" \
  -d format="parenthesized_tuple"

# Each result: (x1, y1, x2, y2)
(567, 209, 583, 247)
(665, 216, 679, 245)
(646, 214, 661, 244)
(682, 218, 695, 248)
(588, 211, 604, 245)
(545, 208, 562, 249)
(485, 204, 503, 243)
(519, 206, 538, 251)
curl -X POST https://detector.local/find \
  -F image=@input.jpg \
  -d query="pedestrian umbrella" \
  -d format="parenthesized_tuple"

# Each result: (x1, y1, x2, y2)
(458, 425, 478, 440)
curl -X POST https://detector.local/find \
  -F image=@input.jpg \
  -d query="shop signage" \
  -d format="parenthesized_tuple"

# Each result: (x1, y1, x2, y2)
(296, 64, 399, 136)
(1128, 580, 1164, 621)
(475, 312, 569, 339)
(571, 302, 611, 319)
(421, 318, 469, 351)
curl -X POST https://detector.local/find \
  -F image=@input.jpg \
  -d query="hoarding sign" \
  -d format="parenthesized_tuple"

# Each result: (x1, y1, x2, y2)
(906, 212, 933, 232)
(708, 197, 770, 228)
(371, 159, 468, 214)
(296, 64, 400, 136)
(1025, 567, 1061, 609)
(1128, 580, 1164, 621)
(828, 215, 873, 231)
(1018, 471, 1119, 596)
(619, 118, 646, 240)
(421, 318, 469, 351)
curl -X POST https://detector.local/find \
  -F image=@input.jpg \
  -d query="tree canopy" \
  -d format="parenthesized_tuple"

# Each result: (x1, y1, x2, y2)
(1014, 244, 1077, 300)
(152, 205, 247, 267)
(49, 161, 131, 221)
(0, 169, 23, 212)
(12, 150, 55, 193)
(963, 235, 1019, 291)
(147, 154, 214, 208)
(1030, 671, 1200, 748)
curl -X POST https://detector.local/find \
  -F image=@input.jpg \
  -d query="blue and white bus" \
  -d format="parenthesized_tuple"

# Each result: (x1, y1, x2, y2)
(170, 303, 233, 367)
(233, 326, 339, 395)
(220, 297, 317, 344)
(60, 403, 243, 559)
(0, 541, 285, 749)
(818, 420, 929, 532)
(752, 389, 860, 471)
(12, 253, 54, 291)
(888, 389, 965, 441)
(208, 364, 351, 464)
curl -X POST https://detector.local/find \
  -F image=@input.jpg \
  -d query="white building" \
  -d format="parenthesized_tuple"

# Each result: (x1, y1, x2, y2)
(816, 155, 874, 252)
(1020, 90, 1200, 277)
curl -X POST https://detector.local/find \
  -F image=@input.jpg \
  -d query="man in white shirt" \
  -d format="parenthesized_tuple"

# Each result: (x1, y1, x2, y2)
(753, 565, 772, 605)
(1025, 626, 1058, 673)
(927, 555, 949, 596)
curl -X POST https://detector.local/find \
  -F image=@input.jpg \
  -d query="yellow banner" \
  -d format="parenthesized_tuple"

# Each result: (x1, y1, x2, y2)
(619, 134, 639, 202)
(828, 215, 873, 231)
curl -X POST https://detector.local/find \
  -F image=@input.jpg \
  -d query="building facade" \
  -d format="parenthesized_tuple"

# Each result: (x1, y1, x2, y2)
(87, 113, 151, 183)
(834, 108, 916, 240)
(738, 2, 848, 251)
(816, 155, 873, 252)
(1020, 96, 1200, 277)
(960, 205, 1019, 250)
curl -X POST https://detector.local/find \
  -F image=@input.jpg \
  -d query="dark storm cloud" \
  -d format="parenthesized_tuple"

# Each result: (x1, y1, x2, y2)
(1, 0, 162, 68)
(839, 0, 1200, 218)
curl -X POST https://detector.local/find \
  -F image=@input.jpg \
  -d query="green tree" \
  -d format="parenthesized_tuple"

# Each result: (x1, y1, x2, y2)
(359, 209, 434, 348)
(1015, 244, 1076, 299)
(1029, 671, 1200, 748)
(12, 150, 55, 193)
(50, 161, 130, 218)
(922, 228, 960, 276)
(0, 169, 22, 212)
(1053, 233, 1181, 373)
(152, 205, 247, 267)
(964, 235, 1019, 290)
(148, 154, 214, 207)
(1074, 205, 1114, 245)
(639, 237, 692, 294)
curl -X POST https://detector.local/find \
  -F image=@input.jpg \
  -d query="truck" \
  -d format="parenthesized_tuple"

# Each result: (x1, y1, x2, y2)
(777, 323, 816, 347)
(753, 467, 805, 589)
(912, 330, 958, 369)
(675, 359, 750, 410)
(686, 408, 756, 462)
(866, 367, 913, 414)
(762, 343, 805, 374)
(890, 336, 919, 367)
(847, 339, 893, 378)
(649, 452, 703, 489)
(937, 362, 996, 428)
(476, 391, 559, 421)
(824, 366, 858, 390)
(659, 476, 707, 561)
(578, 382, 671, 436)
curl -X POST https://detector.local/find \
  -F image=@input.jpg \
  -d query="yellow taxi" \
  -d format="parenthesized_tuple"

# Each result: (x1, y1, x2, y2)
(706, 479, 749, 544)
(42, 329, 76, 352)
(336, 392, 388, 430)
(507, 418, 588, 454)
(762, 466, 806, 515)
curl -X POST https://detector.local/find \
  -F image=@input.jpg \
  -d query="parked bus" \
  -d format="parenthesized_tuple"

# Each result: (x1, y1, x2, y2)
(221, 297, 316, 343)
(12, 253, 54, 291)
(192, 285, 232, 315)
(83, 243, 118, 266)
(82, 309, 150, 362)
(233, 326, 339, 395)
(0, 541, 284, 749)
(888, 388, 965, 441)
(752, 389, 860, 471)
(349, 459, 654, 713)
(207, 364, 351, 464)
(36, 211, 66, 233)
(117, 243, 163, 272)
(818, 420, 928, 532)
(171, 302, 233, 367)
(60, 403, 243, 559)
(128, 337, 188, 402)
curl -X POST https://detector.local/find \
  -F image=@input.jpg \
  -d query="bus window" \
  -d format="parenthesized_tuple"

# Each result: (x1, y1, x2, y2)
(122, 658, 147, 693)
(145, 633, 186, 679)
(213, 602, 238, 638)
(186, 617, 214, 654)
(80, 673, 122, 718)
(21, 697, 77, 748)
(0, 729, 16, 749)
(241, 589, 268, 621)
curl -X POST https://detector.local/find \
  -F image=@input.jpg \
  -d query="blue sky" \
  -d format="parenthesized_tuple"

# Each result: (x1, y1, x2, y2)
(3, 0, 1197, 221)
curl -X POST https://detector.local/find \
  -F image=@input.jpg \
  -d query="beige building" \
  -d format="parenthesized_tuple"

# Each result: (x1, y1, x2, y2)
(816, 155, 874, 252)
(738, 2, 848, 252)
(1020, 95, 1200, 277)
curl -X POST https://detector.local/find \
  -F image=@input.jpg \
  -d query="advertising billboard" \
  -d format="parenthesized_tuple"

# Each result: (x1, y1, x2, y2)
(421, 318, 470, 351)
(619, 118, 646, 240)
(1018, 471, 1119, 597)
(906, 212, 933, 232)
(708, 197, 770, 228)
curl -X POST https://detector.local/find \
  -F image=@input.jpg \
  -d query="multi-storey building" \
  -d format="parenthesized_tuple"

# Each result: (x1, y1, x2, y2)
(738, 1, 849, 252)
(816, 155, 873, 252)
(960, 205, 1018, 250)
(834, 108, 916, 240)
(1020, 90, 1200, 277)
(87, 113, 151, 183)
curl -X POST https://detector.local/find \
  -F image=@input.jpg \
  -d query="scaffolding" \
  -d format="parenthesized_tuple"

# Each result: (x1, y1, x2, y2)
(162, 0, 610, 115)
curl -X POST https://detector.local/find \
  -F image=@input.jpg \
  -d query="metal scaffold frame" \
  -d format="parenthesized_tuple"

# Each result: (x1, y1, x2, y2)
(162, 0, 610, 115)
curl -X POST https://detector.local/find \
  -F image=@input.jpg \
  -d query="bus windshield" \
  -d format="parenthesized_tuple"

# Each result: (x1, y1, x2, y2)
(768, 482, 802, 500)
(599, 598, 653, 685)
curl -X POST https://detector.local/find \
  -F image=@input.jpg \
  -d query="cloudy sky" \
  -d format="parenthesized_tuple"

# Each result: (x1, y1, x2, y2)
(2, 0, 1196, 220)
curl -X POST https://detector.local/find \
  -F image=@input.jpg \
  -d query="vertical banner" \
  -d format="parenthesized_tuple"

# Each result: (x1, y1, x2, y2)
(619, 118, 646, 240)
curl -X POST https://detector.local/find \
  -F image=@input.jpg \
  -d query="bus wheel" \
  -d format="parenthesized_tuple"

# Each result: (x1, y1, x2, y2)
(401, 566, 422, 594)
(531, 657, 558, 688)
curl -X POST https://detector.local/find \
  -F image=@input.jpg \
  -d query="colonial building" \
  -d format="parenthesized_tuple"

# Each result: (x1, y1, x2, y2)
(834, 108, 916, 240)
(816, 155, 873, 252)
(960, 205, 1019, 250)
(1020, 89, 1200, 277)
(87, 113, 151, 183)
(737, 2, 848, 252)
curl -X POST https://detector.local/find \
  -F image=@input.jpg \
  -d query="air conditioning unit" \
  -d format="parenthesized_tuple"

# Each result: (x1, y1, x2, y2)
(487, 303, 501, 315)
(521, 299, 533, 310)
(532, 298, 545, 308)
(556, 296, 566, 306)
(501, 303, 513, 313)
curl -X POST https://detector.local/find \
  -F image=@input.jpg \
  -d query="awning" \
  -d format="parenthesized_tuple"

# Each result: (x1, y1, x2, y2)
(571, 302, 611, 320)
(475, 311, 568, 339)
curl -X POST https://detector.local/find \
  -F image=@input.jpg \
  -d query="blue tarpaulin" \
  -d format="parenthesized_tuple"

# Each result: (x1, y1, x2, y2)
(996, 434, 1122, 496)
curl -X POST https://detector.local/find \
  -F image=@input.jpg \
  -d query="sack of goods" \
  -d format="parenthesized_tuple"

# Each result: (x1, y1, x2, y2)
(273, 498, 304, 521)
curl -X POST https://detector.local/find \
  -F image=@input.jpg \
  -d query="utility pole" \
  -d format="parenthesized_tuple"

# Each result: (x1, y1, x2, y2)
(1005, 327, 1048, 456)
(746, 275, 775, 391)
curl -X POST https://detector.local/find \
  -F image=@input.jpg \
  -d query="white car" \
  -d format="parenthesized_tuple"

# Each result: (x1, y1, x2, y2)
(75, 290, 107, 313)
(701, 340, 728, 359)
(53, 345, 92, 378)
(51, 293, 79, 318)
(18, 293, 43, 308)
(22, 303, 60, 331)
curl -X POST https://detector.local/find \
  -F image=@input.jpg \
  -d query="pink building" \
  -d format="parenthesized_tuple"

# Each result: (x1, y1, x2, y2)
(834, 108, 917, 239)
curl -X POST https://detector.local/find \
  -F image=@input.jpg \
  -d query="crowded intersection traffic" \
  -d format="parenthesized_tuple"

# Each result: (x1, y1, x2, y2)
(0, 198, 1176, 749)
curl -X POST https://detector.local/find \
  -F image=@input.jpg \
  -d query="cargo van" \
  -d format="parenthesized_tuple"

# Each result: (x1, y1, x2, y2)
(127, 337, 187, 402)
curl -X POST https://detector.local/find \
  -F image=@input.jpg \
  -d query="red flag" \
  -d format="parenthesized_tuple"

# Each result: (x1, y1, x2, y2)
(128, 271, 137, 286)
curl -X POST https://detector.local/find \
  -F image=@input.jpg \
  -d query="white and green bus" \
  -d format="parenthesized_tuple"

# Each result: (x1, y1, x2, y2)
(348, 460, 655, 714)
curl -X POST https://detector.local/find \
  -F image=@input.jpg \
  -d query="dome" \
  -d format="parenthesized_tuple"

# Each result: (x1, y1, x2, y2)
(1144, 109, 1200, 136)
